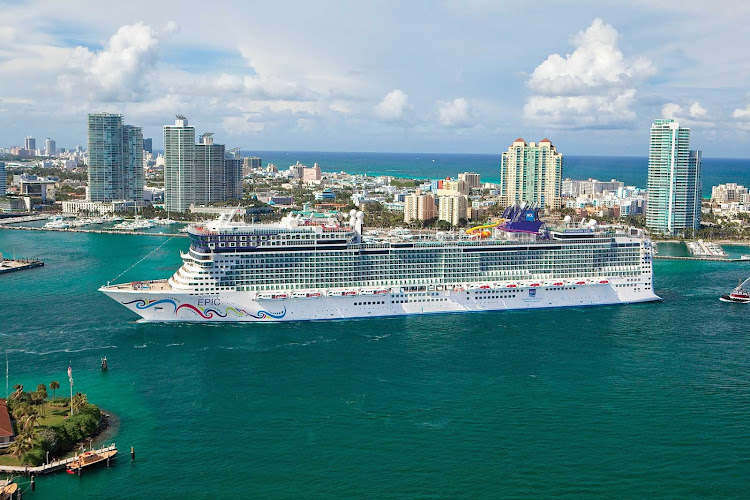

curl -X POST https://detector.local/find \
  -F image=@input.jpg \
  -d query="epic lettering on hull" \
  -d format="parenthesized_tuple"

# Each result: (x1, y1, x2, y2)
(198, 297, 221, 306)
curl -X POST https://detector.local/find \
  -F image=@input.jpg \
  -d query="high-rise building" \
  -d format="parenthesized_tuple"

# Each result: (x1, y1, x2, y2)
(143, 138, 153, 154)
(225, 150, 243, 201)
(195, 133, 226, 204)
(500, 138, 563, 209)
(164, 115, 196, 212)
(242, 156, 262, 176)
(303, 163, 322, 182)
(646, 119, 702, 235)
(88, 113, 143, 204)
(458, 172, 481, 190)
(122, 125, 144, 204)
(45, 138, 56, 156)
(404, 191, 436, 223)
(437, 179, 468, 196)
(288, 162, 305, 179)
(24, 136, 35, 152)
(438, 194, 468, 226)
(0, 161, 5, 196)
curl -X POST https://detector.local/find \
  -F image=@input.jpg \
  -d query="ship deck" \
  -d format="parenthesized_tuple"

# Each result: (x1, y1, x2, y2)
(103, 279, 172, 291)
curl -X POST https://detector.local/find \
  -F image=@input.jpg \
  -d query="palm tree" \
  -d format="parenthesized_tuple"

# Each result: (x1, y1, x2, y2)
(8, 430, 34, 459)
(36, 383, 46, 394)
(71, 392, 88, 414)
(10, 384, 23, 401)
(49, 381, 60, 401)
(20, 412, 40, 432)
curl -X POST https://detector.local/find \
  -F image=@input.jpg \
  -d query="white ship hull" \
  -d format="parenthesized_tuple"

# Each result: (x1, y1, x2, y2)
(100, 281, 660, 323)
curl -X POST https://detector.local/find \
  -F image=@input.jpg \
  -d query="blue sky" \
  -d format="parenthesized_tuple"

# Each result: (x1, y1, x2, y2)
(1, 0, 750, 157)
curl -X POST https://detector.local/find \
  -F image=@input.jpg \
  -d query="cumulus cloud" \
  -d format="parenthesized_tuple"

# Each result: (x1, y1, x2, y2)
(661, 101, 713, 126)
(222, 115, 265, 136)
(62, 23, 159, 101)
(437, 98, 474, 127)
(524, 18, 655, 128)
(689, 102, 707, 119)
(732, 105, 750, 120)
(374, 89, 410, 121)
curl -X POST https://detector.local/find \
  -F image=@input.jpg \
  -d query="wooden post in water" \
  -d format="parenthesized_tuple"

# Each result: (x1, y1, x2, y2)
(131, 446, 135, 461)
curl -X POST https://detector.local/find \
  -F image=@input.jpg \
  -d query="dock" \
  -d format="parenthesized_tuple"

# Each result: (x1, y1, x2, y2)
(654, 255, 750, 262)
(0, 225, 186, 238)
(0, 444, 117, 476)
(0, 258, 44, 274)
(0, 214, 50, 225)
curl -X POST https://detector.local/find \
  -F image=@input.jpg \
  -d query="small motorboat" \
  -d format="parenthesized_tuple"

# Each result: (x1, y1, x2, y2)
(720, 278, 750, 303)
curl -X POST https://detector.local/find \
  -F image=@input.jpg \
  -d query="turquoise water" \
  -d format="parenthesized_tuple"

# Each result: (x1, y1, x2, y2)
(3, 228, 750, 498)
(249, 151, 750, 190)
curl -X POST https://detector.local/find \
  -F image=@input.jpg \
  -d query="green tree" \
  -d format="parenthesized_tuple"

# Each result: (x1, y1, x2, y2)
(19, 412, 40, 433)
(49, 380, 60, 401)
(11, 384, 23, 401)
(8, 430, 35, 459)
(71, 392, 88, 414)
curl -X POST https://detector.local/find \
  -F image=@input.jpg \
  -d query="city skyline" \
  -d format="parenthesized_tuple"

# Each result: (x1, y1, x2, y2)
(1, 1, 750, 157)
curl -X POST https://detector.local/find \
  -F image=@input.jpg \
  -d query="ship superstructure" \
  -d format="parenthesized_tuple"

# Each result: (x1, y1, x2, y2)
(100, 205, 659, 322)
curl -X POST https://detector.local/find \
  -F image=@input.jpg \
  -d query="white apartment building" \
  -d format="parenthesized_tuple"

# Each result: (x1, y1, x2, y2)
(438, 195, 468, 226)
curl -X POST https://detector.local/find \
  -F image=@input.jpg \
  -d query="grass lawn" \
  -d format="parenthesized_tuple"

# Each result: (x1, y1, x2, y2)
(0, 402, 72, 466)
(0, 455, 21, 466)
(38, 404, 70, 427)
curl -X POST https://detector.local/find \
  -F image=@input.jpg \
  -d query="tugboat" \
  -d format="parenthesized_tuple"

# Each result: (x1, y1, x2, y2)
(720, 278, 750, 303)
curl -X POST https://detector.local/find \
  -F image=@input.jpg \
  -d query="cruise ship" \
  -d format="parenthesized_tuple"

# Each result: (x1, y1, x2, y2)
(99, 205, 659, 322)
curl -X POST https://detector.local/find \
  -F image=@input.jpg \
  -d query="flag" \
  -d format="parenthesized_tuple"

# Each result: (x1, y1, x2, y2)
(68, 363, 73, 385)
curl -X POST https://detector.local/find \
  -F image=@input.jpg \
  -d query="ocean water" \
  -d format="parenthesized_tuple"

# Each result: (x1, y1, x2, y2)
(250, 151, 750, 191)
(2, 227, 750, 497)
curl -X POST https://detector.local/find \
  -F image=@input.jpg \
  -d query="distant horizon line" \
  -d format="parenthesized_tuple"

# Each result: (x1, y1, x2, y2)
(141, 149, 749, 161)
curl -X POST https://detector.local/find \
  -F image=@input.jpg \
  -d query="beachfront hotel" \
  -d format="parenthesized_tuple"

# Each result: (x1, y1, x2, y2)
(499, 138, 563, 209)
(646, 119, 702, 235)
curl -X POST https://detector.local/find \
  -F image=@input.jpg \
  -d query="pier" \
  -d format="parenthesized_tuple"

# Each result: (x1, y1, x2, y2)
(0, 225, 186, 238)
(654, 255, 750, 262)
(0, 214, 50, 225)
(0, 444, 117, 476)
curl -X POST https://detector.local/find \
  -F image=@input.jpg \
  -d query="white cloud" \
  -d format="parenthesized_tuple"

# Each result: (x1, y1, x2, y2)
(661, 102, 684, 119)
(732, 105, 750, 120)
(296, 118, 315, 132)
(62, 23, 160, 101)
(329, 100, 352, 116)
(689, 102, 707, 119)
(661, 101, 713, 126)
(162, 20, 180, 35)
(524, 18, 655, 128)
(374, 89, 410, 121)
(222, 116, 265, 136)
(437, 98, 474, 128)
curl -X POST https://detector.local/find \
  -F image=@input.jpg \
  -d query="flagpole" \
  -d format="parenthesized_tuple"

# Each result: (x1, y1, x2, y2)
(68, 361, 73, 417)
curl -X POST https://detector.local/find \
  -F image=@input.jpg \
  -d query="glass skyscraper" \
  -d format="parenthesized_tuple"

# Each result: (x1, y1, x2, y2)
(195, 133, 226, 204)
(646, 119, 702, 235)
(87, 113, 143, 204)
(500, 138, 563, 209)
(164, 115, 196, 212)
(164, 117, 242, 211)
